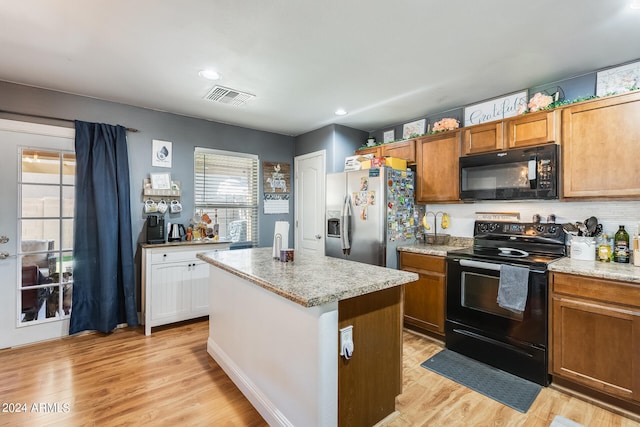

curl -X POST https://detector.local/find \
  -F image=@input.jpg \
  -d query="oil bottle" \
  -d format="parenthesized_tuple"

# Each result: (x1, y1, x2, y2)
(614, 225, 630, 263)
(597, 233, 611, 262)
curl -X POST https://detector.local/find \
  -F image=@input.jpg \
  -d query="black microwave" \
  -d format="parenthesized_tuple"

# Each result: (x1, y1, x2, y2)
(459, 144, 559, 201)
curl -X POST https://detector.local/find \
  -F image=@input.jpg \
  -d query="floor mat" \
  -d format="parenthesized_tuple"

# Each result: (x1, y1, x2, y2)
(421, 349, 542, 413)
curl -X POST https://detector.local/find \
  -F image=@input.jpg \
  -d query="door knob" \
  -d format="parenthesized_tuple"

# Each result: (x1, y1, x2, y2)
(0, 251, 10, 259)
(0, 235, 8, 244)
(315, 234, 322, 239)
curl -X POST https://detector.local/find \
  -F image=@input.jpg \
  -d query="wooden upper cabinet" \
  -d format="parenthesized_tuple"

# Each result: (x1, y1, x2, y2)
(415, 131, 461, 203)
(461, 121, 503, 155)
(354, 145, 381, 157)
(381, 139, 416, 163)
(562, 91, 640, 198)
(355, 139, 416, 163)
(506, 110, 560, 148)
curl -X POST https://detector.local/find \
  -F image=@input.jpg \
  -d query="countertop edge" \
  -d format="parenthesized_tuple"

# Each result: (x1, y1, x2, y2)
(197, 250, 419, 308)
(548, 258, 640, 283)
(141, 240, 232, 249)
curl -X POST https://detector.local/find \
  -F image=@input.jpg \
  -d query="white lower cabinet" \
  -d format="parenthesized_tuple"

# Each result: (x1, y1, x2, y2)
(142, 243, 230, 335)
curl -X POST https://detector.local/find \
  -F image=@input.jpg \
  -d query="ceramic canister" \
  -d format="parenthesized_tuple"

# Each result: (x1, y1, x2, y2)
(280, 249, 294, 262)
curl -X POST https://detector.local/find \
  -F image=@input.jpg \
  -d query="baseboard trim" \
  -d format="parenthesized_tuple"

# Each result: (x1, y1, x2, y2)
(207, 337, 294, 427)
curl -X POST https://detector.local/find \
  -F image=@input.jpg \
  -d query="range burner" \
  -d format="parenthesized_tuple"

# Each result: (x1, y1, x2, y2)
(447, 220, 567, 267)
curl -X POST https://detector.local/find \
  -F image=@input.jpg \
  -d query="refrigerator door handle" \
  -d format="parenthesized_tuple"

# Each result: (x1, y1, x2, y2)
(340, 194, 352, 254)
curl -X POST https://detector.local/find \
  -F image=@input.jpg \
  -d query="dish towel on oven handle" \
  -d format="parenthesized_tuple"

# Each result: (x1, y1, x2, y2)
(497, 264, 530, 313)
(340, 194, 352, 255)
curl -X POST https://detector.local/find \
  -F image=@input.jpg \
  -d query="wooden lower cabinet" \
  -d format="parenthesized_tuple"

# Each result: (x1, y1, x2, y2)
(550, 272, 640, 407)
(399, 251, 446, 337)
(338, 286, 402, 427)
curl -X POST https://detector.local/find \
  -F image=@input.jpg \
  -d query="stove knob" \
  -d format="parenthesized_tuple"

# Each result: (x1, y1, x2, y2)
(488, 223, 497, 231)
(549, 225, 557, 234)
(536, 225, 545, 233)
(478, 223, 488, 232)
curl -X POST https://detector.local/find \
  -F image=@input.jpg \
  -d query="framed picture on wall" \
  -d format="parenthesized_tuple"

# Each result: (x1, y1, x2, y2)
(152, 139, 172, 168)
(402, 119, 425, 139)
(596, 60, 640, 96)
(383, 129, 395, 143)
(150, 172, 172, 190)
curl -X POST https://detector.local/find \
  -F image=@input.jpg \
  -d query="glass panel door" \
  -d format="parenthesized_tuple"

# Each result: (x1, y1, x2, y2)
(19, 149, 75, 324)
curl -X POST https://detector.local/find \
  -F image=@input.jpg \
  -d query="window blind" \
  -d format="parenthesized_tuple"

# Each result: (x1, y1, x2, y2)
(194, 148, 259, 246)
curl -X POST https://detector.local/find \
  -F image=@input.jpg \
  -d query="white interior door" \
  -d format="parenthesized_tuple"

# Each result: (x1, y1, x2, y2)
(0, 119, 74, 349)
(294, 150, 326, 255)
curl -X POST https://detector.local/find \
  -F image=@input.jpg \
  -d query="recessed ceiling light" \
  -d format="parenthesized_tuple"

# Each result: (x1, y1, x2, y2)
(335, 108, 347, 116)
(199, 69, 221, 80)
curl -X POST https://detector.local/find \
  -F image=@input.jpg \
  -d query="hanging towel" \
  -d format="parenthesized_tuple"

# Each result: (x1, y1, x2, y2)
(497, 264, 530, 313)
(340, 195, 352, 254)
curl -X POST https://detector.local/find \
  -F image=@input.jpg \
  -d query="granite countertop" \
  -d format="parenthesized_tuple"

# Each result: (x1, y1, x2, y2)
(197, 247, 419, 308)
(140, 239, 232, 248)
(397, 237, 473, 257)
(548, 257, 640, 284)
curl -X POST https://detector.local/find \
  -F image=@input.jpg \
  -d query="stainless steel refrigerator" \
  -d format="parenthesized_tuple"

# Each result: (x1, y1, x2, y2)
(325, 167, 416, 269)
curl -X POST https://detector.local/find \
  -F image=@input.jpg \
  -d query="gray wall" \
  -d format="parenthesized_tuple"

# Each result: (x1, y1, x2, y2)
(295, 124, 367, 173)
(0, 81, 296, 306)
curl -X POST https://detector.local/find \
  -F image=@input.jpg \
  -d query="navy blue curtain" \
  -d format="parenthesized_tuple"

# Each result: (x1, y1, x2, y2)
(69, 121, 138, 334)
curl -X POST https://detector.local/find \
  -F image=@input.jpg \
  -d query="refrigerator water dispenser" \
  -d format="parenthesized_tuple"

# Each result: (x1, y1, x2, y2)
(327, 217, 340, 238)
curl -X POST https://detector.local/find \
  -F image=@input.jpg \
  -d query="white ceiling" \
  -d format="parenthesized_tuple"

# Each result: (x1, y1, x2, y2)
(1, 1, 639, 136)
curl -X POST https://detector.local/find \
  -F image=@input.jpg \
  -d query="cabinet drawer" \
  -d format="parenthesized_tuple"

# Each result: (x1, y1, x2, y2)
(148, 244, 230, 264)
(400, 252, 445, 274)
(151, 250, 199, 263)
(551, 272, 640, 307)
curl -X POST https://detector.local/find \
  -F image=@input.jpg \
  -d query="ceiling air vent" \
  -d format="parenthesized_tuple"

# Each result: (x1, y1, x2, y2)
(203, 85, 255, 106)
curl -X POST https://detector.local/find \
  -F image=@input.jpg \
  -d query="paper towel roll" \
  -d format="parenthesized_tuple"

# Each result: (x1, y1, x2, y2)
(273, 221, 290, 258)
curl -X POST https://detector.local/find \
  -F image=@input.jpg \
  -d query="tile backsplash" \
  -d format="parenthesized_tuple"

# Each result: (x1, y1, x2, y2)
(419, 200, 640, 240)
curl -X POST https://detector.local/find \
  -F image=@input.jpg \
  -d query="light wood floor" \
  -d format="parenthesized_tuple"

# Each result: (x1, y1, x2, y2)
(0, 320, 638, 427)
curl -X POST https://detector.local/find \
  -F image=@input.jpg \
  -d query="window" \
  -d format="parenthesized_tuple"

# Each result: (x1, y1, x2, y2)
(19, 148, 75, 324)
(194, 148, 259, 246)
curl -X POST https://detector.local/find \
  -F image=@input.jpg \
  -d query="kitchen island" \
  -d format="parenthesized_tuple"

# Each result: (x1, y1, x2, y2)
(197, 247, 418, 427)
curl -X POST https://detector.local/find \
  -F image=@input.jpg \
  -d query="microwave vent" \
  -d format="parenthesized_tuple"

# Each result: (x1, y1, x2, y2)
(203, 85, 255, 106)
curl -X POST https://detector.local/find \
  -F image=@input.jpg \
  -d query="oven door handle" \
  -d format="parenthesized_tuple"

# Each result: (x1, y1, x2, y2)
(458, 259, 502, 271)
(457, 258, 547, 274)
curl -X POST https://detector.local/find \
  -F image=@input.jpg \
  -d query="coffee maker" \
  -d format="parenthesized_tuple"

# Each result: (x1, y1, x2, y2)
(146, 214, 165, 244)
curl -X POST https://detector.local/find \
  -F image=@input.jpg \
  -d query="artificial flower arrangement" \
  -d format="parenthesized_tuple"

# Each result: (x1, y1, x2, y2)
(431, 117, 460, 133)
(517, 92, 554, 114)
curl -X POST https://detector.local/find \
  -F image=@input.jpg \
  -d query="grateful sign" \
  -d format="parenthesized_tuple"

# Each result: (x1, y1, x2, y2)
(463, 90, 528, 127)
